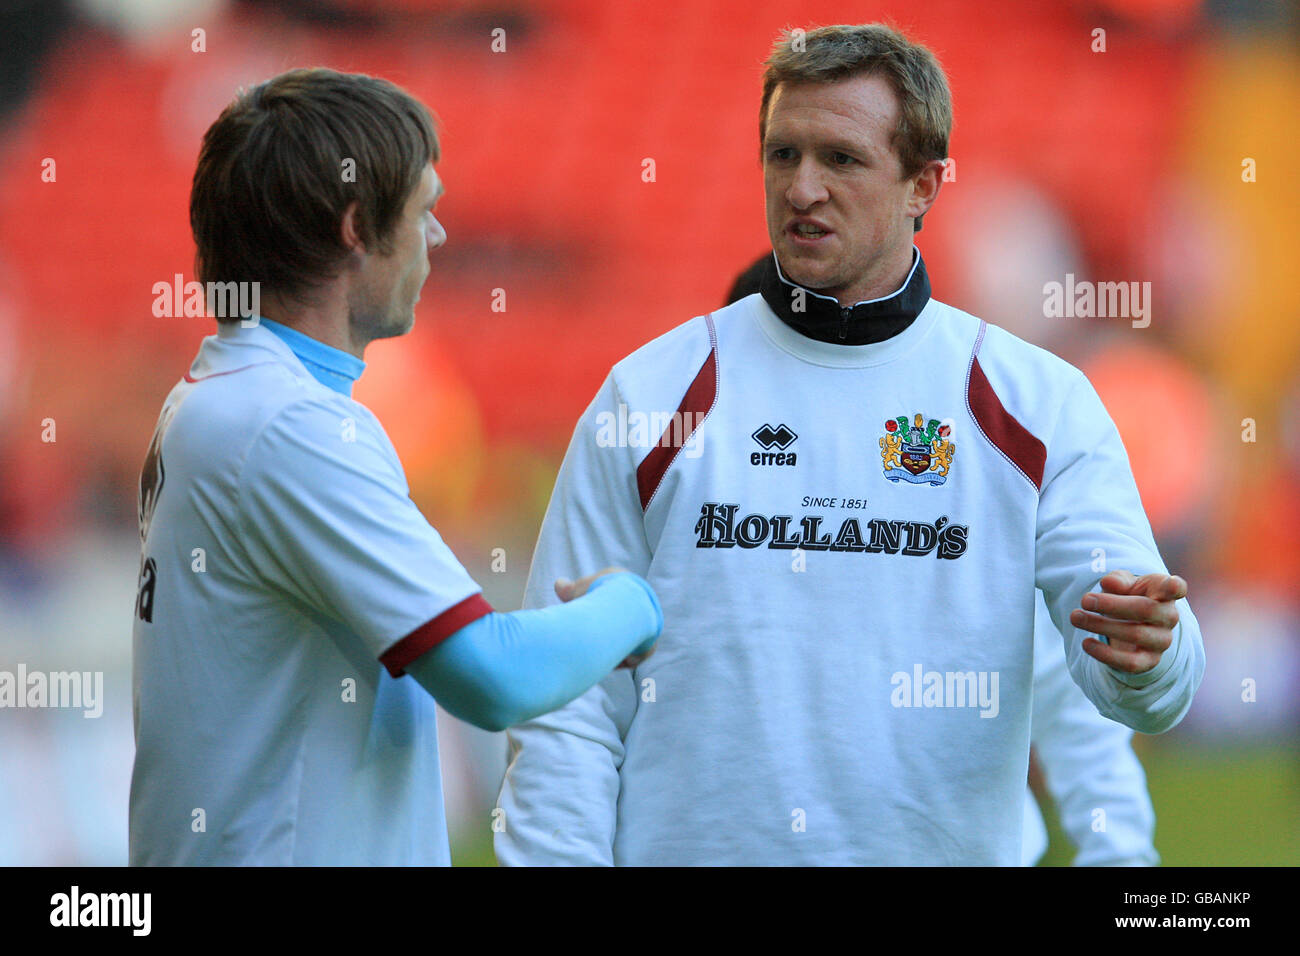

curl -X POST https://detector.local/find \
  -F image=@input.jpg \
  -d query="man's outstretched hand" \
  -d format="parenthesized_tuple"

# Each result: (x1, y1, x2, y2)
(1070, 570, 1187, 675)
(554, 567, 631, 603)
(555, 567, 655, 670)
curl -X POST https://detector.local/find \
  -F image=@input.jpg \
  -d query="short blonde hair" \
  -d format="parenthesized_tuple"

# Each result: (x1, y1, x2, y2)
(759, 23, 952, 180)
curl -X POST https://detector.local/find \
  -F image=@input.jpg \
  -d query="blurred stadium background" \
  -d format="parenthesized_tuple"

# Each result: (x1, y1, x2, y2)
(0, 0, 1296, 866)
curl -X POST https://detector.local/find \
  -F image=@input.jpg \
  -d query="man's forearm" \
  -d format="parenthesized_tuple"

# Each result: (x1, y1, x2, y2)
(408, 572, 661, 731)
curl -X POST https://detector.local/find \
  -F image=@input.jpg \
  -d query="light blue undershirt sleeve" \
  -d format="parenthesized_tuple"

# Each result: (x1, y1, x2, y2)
(252, 318, 665, 728)
(406, 572, 662, 732)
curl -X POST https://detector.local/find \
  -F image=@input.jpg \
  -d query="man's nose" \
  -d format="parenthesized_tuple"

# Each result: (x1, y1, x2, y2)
(786, 157, 828, 209)
(427, 217, 447, 253)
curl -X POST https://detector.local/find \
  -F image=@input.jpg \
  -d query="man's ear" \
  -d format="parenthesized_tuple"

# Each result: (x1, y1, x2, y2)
(905, 158, 946, 223)
(340, 200, 367, 256)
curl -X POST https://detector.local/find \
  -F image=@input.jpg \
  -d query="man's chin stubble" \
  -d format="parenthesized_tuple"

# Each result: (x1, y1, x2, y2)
(350, 310, 415, 347)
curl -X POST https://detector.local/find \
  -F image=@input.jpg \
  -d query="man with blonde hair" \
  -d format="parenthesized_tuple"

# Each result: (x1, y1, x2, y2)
(497, 24, 1202, 866)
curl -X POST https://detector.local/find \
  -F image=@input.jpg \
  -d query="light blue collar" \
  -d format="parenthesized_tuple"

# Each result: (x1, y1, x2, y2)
(257, 317, 365, 396)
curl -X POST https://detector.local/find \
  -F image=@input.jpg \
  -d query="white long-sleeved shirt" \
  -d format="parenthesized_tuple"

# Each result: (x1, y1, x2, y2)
(497, 275, 1203, 866)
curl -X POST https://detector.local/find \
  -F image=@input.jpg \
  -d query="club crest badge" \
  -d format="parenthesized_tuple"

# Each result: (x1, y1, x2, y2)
(880, 413, 956, 486)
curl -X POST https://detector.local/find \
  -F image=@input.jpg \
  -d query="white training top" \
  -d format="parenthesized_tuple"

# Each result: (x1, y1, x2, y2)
(497, 286, 1203, 866)
(130, 321, 490, 865)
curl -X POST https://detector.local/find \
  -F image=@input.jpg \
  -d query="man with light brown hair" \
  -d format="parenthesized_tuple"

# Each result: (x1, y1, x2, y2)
(131, 68, 660, 865)
(497, 23, 1202, 865)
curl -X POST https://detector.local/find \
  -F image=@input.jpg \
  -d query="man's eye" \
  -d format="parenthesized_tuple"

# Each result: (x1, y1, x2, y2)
(769, 147, 795, 162)
(832, 152, 856, 166)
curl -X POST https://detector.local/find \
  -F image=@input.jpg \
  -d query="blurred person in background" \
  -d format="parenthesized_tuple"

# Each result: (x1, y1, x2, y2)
(1022, 598, 1158, 866)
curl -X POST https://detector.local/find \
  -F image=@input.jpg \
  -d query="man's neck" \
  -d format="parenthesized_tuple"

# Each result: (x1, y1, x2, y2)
(260, 296, 365, 359)
(255, 316, 366, 397)
(761, 246, 930, 346)
(824, 246, 917, 306)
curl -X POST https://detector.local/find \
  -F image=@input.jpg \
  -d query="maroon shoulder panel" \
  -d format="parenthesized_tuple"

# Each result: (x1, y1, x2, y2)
(635, 345, 718, 511)
(967, 354, 1047, 492)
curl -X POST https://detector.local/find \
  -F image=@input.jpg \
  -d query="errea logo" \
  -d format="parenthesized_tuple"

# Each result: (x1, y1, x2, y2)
(751, 424, 797, 466)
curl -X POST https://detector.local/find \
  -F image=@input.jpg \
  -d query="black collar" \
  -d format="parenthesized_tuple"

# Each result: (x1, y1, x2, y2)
(758, 248, 931, 345)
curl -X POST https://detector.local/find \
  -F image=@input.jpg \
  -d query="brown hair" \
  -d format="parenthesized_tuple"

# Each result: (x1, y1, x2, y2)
(760, 23, 951, 227)
(190, 68, 438, 319)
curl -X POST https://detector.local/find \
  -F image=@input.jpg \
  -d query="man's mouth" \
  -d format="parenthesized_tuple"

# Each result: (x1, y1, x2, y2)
(787, 221, 832, 241)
